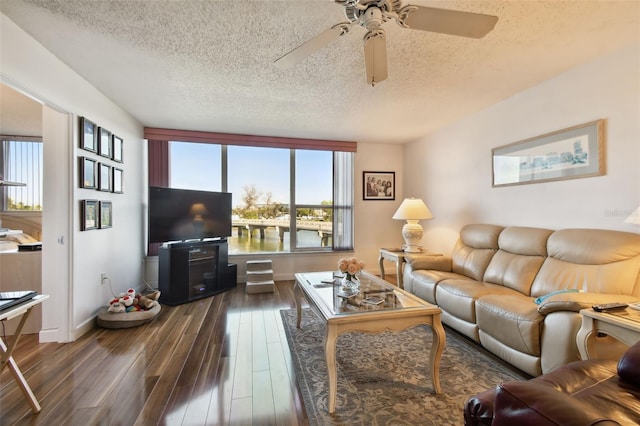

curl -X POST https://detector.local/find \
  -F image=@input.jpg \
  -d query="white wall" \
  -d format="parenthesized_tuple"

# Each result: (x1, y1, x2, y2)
(404, 43, 640, 255)
(1, 13, 145, 341)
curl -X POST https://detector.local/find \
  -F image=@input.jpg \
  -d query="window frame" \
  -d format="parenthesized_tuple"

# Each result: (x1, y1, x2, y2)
(146, 129, 355, 256)
(163, 142, 352, 254)
(1, 136, 44, 212)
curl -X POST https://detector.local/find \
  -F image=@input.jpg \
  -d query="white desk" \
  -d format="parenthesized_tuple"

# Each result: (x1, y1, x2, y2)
(0, 294, 49, 413)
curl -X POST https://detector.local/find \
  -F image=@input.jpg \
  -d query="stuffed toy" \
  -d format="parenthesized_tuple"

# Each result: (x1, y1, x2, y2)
(106, 289, 158, 313)
(120, 295, 134, 307)
(143, 289, 161, 301)
(107, 302, 125, 314)
(137, 295, 156, 310)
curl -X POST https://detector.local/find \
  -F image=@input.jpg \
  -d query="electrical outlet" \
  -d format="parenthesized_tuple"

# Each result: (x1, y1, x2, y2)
(101, 272, 107, 284)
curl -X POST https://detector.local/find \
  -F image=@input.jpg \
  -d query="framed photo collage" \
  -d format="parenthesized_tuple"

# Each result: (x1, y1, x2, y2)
(79, 116, 123, 230)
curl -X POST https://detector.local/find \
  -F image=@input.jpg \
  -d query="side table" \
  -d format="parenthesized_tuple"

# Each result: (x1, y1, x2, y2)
(378, 249, 407, 288)
(1, 294, 49, 413)
(378, 249, 442, 289)
(576, 308, 640, 360)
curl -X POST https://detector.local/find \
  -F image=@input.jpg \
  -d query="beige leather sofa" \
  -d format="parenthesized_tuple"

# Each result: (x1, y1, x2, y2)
(403, 224, 640, 376)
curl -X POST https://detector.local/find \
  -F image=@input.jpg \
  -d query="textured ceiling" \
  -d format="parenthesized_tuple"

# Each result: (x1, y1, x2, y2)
(1, 0, 639, 144)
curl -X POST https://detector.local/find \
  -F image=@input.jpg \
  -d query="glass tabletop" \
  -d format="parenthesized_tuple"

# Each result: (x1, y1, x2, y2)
(297, 271, 428, 316)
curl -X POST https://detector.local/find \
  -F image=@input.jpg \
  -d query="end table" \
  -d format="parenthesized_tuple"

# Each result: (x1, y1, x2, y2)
(576, 308, 640, 360)
(378, 248, 407, 288)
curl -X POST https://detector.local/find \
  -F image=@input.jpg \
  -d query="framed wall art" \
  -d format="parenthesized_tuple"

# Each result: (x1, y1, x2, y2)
(98, 163, 112, 192)
(81, 199, 98, 231)
(79, 156, 97, 189)
(112, 168, 123, 193)
(99, 127, 112, 158)
(492, 119, 605, 187)
(112, 135, 123, 163)
(363, 171, 395, 200)
(80, 117, 97, 152)
(99, 201, 112, 229)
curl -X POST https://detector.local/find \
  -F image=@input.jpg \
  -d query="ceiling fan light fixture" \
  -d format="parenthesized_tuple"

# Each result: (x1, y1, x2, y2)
(364, 6, 384, 30)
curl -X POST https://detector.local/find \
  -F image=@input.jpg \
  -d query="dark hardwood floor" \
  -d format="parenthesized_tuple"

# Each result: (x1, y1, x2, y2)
(1, 280, 311, 425)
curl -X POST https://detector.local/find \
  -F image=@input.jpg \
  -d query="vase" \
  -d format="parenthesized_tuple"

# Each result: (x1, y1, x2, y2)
(341, 274, 360, 292)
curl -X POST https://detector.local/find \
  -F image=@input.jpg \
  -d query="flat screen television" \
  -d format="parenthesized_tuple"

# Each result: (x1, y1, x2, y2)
(148, 186, 232, 244)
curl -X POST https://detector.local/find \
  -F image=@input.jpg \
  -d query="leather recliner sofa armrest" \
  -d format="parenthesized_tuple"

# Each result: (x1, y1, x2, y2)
(404, 254, 452, 272)
(537, 292, 639, 315)
(463, 387, 496, 426)
(618, 340, 640, 384)
(492, 381, 621, 426)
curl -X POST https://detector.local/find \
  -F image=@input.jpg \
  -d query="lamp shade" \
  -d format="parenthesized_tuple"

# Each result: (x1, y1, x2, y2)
(392, 198, 433, 221)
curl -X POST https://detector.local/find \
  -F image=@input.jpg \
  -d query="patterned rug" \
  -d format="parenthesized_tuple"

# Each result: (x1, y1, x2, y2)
(280, 308, 530, 425)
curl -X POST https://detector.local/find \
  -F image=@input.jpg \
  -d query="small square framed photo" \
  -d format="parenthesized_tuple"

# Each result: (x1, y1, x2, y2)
(98, 163, 112, 192)
(363, 171, 395, 200)
(99, 201, 113, 229)
(79, 156, 97, 189)
(112, 135, 123, 163)
(112, 168, 123, 194)
(81, 199, 98, 231)
(98, 127, 112, 158)
(80, 117, 97, 152)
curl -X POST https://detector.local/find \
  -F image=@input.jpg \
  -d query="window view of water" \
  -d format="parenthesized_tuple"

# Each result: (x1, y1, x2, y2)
(228, 228, 327, 254)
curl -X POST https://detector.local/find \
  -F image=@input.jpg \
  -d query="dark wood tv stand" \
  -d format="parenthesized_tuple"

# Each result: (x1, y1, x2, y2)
(158, 239, 237, 306)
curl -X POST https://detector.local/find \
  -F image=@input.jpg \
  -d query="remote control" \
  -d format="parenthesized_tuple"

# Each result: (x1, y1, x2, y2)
(592, 302, 628, 312)
(628, 302, 640, 311)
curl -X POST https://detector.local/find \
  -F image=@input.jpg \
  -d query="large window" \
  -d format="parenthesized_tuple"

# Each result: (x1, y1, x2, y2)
(169, 142, 221, 191)
(1, 138, 43, 211)
(168, 141, 352, 254)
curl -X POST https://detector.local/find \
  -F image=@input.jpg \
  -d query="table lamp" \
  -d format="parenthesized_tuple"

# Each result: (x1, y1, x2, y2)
(392, 197, 433, 253)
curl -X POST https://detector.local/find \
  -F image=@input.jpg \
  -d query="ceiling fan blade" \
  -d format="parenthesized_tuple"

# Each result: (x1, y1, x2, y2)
(400, 5, 498, 39)
(364, 29, 387, 86)
(275, 22, 352, 69)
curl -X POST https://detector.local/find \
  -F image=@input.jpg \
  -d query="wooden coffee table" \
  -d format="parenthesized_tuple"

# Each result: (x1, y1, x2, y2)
(294, 271, 445, 414)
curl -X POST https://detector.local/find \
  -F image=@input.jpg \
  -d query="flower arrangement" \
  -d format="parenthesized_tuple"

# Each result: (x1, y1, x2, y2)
(338, 257, 365, 282)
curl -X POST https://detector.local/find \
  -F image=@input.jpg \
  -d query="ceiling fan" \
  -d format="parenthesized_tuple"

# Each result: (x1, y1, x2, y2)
(274, 0, 498, 86)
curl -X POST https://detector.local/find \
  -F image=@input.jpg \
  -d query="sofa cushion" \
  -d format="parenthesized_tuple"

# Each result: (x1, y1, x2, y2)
(534, 359, 640, 425)
(476, 294, 543, 356)
(531, 229, 640, 297)
(483, 250, 546, 295)
(492, 381, 621, 426)
(405, 254, 451, 271)
(435, 280, 518, 324)
(451, 224, 503, 281)
(546, 229, 640, 264)
(531, 257, 640, 298)
(406, 269, 469, 304)
(497, 226, 553, 257)
(481, 226, 551, 295)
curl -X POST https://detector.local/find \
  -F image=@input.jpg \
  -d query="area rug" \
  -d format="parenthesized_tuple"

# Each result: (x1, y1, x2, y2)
(280, 308, 530, 425)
